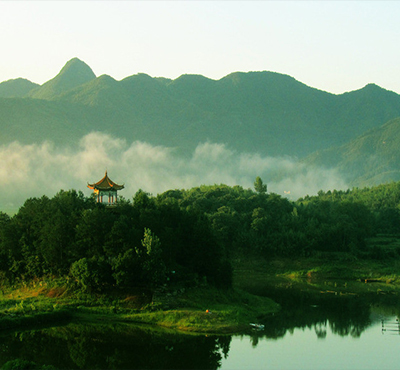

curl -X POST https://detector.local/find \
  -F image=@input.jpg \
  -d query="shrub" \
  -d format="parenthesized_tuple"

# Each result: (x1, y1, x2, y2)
(70, 257, 113, 292)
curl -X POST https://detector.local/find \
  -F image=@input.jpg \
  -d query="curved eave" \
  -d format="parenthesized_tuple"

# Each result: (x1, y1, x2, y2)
(87, 184, 124, 191)
(87, 171, 124, 191)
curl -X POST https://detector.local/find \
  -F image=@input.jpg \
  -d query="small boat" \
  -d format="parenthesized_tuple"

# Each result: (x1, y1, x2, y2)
(250, 323, 265, 330)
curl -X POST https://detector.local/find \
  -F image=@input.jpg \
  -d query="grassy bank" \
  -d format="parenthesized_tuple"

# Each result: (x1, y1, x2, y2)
(124, 287, 279, 333)
(3, 246, 400, 334)
(0, 279, 279, 334)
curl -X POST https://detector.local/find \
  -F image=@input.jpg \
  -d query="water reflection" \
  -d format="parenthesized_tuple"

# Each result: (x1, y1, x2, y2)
(0, 324, 231, 370)
(1, 288, 400, 369)
(246, 297, 372, 347)
(241, 278, 400, 346)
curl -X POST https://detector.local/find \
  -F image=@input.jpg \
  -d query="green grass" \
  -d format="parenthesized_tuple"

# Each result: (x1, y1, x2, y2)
(0, 278, 279, 334)
(0, 279, 76, 330)
(4, 244, 400, 334)
(124, 286, 279, 333)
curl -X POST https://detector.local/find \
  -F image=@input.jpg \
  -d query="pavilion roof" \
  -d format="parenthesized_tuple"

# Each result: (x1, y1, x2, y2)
(87, 171, 124, 191)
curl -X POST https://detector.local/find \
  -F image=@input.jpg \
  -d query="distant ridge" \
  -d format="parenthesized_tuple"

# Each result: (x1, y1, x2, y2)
(1, 58, 400, 186)
(0, 78, 39, 98)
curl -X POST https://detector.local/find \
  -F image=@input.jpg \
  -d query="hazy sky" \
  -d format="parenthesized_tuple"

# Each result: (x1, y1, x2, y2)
(1, 1, 399, 94)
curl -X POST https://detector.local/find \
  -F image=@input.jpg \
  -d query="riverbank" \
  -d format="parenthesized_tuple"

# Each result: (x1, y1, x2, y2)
(123, 286, 279, 333)
(233, 253, 400, 297)
(0, 280, 279, 334)
(2, 252, 400, 334)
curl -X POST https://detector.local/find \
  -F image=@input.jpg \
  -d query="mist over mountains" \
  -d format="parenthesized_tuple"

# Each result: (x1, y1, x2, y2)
(0, 132, 347, 212)
(1, 57, 400, 210)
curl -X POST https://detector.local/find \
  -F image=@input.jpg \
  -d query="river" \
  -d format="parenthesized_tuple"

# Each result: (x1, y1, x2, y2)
(222, 310, 400, 370)
(1, 283, 400, 369)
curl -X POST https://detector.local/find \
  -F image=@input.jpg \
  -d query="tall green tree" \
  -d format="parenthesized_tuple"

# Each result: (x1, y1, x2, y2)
(141, 228, 166, 286)
(254, 177, 267, 194)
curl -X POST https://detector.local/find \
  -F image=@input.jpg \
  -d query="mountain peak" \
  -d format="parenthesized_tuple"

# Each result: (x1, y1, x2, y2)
(58, 58, 96, 79)
(30, 58, 96, 100)
(362, 83, 382, 91)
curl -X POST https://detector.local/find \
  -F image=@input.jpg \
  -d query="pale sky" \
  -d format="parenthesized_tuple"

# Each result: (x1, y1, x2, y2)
(0, 1, 399, 94)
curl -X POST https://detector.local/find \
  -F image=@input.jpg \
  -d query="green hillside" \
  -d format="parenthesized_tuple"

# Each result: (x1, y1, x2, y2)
(306, 117, 400, 187)
(0, 78, 39, 98)
(1, 58, 400, 184)
(52, 68, 400, 157)
(0, 97, 94, 145)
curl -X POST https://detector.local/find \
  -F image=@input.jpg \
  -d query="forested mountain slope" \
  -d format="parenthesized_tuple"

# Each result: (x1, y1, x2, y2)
(306, 117, 400, 187)
(0, 78, 39, 98)
(1, 58, 400, 186)
(1, 58, 400, 158)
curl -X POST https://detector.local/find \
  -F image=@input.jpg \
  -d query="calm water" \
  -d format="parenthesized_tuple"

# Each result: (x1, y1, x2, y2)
(222, 312, 400, 370)
(1, 289, 400, 369)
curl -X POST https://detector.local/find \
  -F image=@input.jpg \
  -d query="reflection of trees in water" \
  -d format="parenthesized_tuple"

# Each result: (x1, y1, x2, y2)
(0, 324, 232, 370)
(226, 291, 382, 349)
(2, 293, 400, 367)
(242, 277, 400, 347)
(327, 297, 371, 338)
(245, 289, 383, 345)
(314, 321, 327, 338)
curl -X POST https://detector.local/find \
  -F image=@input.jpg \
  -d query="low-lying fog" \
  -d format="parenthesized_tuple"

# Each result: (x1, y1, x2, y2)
(0, 132, 348, 213)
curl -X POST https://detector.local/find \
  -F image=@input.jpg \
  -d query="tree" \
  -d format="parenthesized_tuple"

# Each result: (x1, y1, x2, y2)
(254, 177, 267, 194)
(76, 207, 114, 259)
(70, 257, 113, 292)
(0, 212, 12, 272)
(141, 228, 166, 286)
(111, 249, 142, 287)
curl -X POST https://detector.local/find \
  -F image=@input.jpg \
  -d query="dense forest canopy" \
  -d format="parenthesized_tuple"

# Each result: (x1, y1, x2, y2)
(0, 180, 399, 291)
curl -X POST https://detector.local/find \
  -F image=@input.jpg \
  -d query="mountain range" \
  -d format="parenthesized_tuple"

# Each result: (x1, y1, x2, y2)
(1, 57, 400, 187)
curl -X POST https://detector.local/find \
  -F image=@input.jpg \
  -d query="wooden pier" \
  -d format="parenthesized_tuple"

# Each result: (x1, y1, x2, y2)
(382, 318, 400, 335)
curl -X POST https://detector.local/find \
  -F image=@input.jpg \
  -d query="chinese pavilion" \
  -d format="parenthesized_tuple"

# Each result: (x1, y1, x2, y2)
(87, 171, 124, 205)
